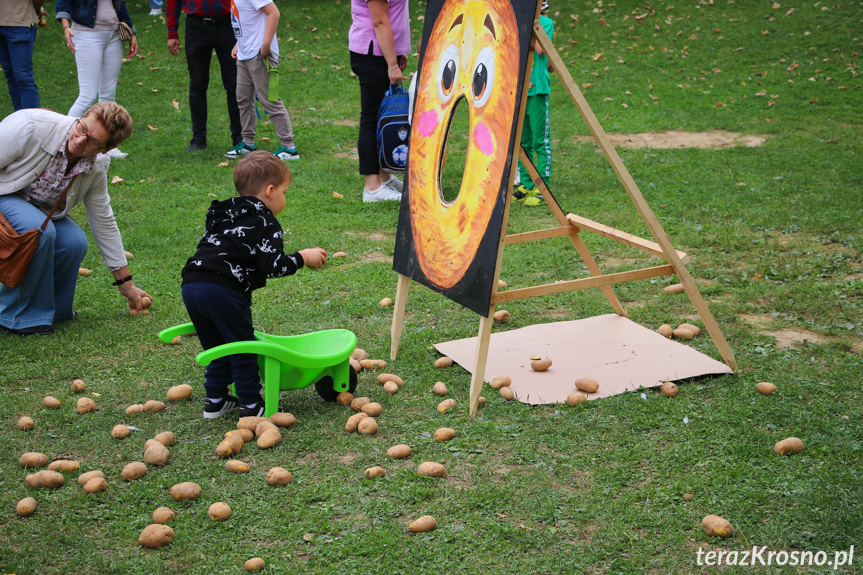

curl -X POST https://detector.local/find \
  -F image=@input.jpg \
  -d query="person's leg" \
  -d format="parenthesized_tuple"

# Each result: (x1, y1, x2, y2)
(532, 94, 552, 188)
(68, 30, 106, 117)
(350, 51, 391, 191)
(184, 19, 212, 145)
(0, 196, 60, 330)
(51, 217, 89, 322)
(0, 27, 21, 110)
(247, 54, 294, 148)
(517, 105, 535, 190)
(148, 0, 163, 13)
(213, 20, 242, 145)
(235, 59, 257, 146)
(96, 31, 124, 103)
(0, 26, 40, 110)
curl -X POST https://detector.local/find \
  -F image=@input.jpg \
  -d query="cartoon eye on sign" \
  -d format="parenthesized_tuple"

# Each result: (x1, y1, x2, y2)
(406, 0, 520, 291)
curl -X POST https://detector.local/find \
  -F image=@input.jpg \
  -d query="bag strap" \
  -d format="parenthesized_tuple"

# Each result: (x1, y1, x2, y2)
(39, 174, 78, 232)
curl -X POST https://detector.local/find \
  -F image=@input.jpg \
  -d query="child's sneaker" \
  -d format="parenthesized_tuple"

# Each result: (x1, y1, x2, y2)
(513, 184, 532, 199)
(382, 174, 403, 192)
(224, 142, 255, 159)
(239, 398, 266, 418)
(274, 145, 299, 161)
(203, 395, 239, 419)
(362, 181, 402, 203)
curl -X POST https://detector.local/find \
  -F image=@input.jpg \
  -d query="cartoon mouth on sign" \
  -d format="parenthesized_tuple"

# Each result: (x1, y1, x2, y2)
(408, 0, 519, 290)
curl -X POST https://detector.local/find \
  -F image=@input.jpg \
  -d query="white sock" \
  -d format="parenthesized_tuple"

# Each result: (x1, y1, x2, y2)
(206, 396, 225, 404)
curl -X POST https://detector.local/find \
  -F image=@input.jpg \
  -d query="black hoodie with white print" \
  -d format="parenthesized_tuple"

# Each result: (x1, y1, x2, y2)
(182, 196, 304, 294)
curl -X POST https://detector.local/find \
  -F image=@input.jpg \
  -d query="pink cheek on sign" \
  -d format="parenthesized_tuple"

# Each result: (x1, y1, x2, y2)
(473, 122, 494, 156)
(417, 109, 440, 138)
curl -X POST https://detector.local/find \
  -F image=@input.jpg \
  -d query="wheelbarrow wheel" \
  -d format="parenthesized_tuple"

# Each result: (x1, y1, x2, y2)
(315, 365, 358, 402)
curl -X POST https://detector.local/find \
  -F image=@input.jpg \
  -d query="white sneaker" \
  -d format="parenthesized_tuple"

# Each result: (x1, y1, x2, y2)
(107, 148, 129, 159)
(149, 8, 161, 15)
(362, 181, 402, 203)
(381, 174, 403, 192)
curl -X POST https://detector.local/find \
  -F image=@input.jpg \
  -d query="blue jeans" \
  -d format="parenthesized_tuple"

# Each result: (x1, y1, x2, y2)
(0, 25, 40, 110)
(148, 0, 163, 9)
(0, 195, 88, 329)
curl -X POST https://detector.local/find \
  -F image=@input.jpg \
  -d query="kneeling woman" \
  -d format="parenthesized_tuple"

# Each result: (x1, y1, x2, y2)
(0, 102, 151, 335)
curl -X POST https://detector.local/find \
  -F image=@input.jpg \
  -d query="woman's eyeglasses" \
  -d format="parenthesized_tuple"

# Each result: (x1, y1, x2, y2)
(74, 119, 105, 150)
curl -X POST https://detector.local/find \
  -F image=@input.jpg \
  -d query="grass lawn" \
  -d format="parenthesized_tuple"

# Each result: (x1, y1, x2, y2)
(2, 0, 861, 573)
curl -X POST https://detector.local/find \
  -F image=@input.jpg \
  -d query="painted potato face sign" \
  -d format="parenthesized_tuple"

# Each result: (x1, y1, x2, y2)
(394, 0, 537, 316)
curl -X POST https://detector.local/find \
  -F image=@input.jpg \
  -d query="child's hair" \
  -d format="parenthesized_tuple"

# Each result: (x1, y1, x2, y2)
(234, 151, 292, 197)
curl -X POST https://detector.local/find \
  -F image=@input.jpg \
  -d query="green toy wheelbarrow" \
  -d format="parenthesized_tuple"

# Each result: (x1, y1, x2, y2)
(158, 323, 358, 416)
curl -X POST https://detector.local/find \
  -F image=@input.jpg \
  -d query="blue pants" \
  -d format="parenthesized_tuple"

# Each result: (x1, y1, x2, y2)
(181, 281, 262, 404)
(148, 0, 163, 8)
(0, 195, 88, 329)
(0, 25, 40, 110)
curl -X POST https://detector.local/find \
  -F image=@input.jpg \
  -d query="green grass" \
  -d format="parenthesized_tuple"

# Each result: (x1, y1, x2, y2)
(2, 0, 862, 573)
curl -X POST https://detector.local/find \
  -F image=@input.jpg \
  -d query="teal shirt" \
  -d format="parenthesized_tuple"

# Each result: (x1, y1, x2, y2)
(528, 15, 554, 96)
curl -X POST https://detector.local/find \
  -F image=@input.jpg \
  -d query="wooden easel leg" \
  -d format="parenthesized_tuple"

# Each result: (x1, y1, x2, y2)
(390, 273, 410, 361)
(676, 267, 738, 372)
(468, 312, 495, 416)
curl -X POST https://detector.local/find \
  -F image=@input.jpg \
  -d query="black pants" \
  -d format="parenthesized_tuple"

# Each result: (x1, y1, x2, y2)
(350, 50, 391, 176)
(184, 16, 242, 145)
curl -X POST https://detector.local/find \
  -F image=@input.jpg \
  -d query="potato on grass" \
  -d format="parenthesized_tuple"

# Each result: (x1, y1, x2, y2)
(48, 460, 80, 472)
(255, 420, 279, 437)
(42, 396, 61, 409)
(76, 397, 96, 414)
(143, 400, 167, 413)
(208, 502, 232, 521)
(111, 424, 131, 439)
(661, 382, 679, 397)
(499, 387, 515, 401)
(434, 428, 455, 442)
(677, 322, 701, 336)
(237, 416, 268, 431)
(657, 324, 673, 338)
(566, 392, 588, 406)
(380, 297, 393, 307)
(378, 373, 404, 386)
(663, 283, 685, 294)
(433, 381, 448, 396)
(349, 357, 362, 372)
(336, 392, 354, 406)
(170, 482, 201, 501)
(386, 444, 411, 459)
(492, 309, 510, 323)
(360, 359, 387, 370)
(345, 412, 368, 433)
(16, 497, 37, 517)
(154, 431, 176, 446)
(417, 462, 446, 477)
(266, 467, 293, 486)
(122, 461, 148, 481)
(357, 417, 379, 435)
(144, 443, 170, 466)
(360, 402, 382, 417)
(575, 377, 599, 393)
(434, 356, 453, 369)
(382, 381, 399, 394)
(257, 428, 282, 449)
(364, 466, 386, 479)
(270, 412, 296, 427)
(351, 348, 368, 362)
(437, 398, 456, 413)
(139, 524, 175, 548)
(78, 470, 105, 486)
(25, 470, 64, 489)
(70, 378, 86, 393)
(701, 515, 734, 538)
(773, 437, 804, 455)
(490, 376, 511, 389)
(83, 477, 107, 494)
(166, 384, 193, 401)
(19, 452, 49, 469)
(227, 429, 254, 443)
(409, 515, 437, 533)
(152, 507, 175, 524)
(244, 558, 266, 572)
(672, 327, 695, 340)
(17, 416, 34, 431)
(125, 404, 144, 415)
(217, 435, 244, 458)
(225, 460, 251, 474)
(756, 382, 777, 395)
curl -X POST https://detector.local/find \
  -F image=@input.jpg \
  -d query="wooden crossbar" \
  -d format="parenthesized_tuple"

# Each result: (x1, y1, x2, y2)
(505, 226, 575, 245)
(566, 214, 690, 264)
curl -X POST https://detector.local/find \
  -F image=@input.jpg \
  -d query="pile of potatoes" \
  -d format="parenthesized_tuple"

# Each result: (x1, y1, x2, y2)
(656, 322, 702, 341)
(348, 348, 387, 372)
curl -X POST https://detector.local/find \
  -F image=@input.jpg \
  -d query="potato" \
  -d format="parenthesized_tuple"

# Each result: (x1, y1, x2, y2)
(357, 417, 379, 435)
(76, 397, 96, 414)
(378, 373, 404, 386)
(351, 348, 368, 362)
(657, 324, 673, 338)
(332, 251, 347, 258)
(382, 381, 399, 394)
(144, 438, 162, 451)
(143, 400, 167, 413)
(434, 356, 453, 369)
(257, 427, 282, 449)
(42, 396, 61, 409)
(773, 437, 804, 455)
(364, 467, 386, 479)
(677, 322, 702, 336)
(661, 381, 679, 397)
(387, 444, 412, 459)
(434, 427, 455, 442)
(139, 524, 175, 548)
(144, 442, 169, 466)
(225, 460, 251, 474)
(78, 267, 91, 276)
(663, 283, 685, 294)
(490, 376, 511, 389)
(360, 359, 387, 370)
(345, 412, 368, 433)
(492, 309, 511, 323)
(122, 461, 148, 481)
(19, 452, 49, 468)
(380, 297, 393, 307)
(169, 482, 201, 501)
(216, 437, 243, 458)
(437, 398, 457, 413)
(266, 467, 293, 486)
(48, 460, 80, 472)
(530, 358, 552, 372)
(70, 378, 86, 392)
(154, 431, 175, 446)
(361, 402, 382, 417)
(237, 416, 268, 431)
(270, 412, 297, 427)
(255, 420, 279, 437)
(244, 558, 266, 572)
(701, 514, 734, 538)
(672, 327, 695, 340)
(409, 515, 437, 533)
(575, 377, 599, 393)
(208, 502, 232, 521)
(227, 429, 254, 443)
(498, 279, 508, 289)
(166, 384, 193, 401)
(152, 507, 175, 524)
(683, 493, 694, 501)
(125, 403, 144, 415)
(17, 416, 34, 431)
(566, 391, 588, 406)
(16, 497, 37, 517)
(141, 296, 152, 309)
(25, 470, 64, 489)
(78, 470, 105, 486)
(106, 424, 129, 440)
(478, 396, 487, 406)
(336, 392, 354, 406)
(433, 381, 448, 396)
(417, 462, 446, 477)
(83, 477, 107, 494)
(756, 382, 777, 395)
(168, 335, 182, 345)
(499, 387, 514, 400)
(349, 357, 362, 372)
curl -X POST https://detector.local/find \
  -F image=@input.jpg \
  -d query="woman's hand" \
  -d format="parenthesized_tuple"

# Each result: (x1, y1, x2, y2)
(387, 63, 403, 86)
(118, 282, 152, 315)
(63, 25, 76, 53)
(126, 34, 139, 59)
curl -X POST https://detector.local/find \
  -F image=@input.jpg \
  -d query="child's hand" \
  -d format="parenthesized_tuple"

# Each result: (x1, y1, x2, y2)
(231, 43, 238, 59)
(260, 43, 271, 58)
(300, 248, 327, 269)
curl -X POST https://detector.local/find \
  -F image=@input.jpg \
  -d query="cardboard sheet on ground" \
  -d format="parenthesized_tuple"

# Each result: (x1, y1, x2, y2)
(434, 314, 733, 405)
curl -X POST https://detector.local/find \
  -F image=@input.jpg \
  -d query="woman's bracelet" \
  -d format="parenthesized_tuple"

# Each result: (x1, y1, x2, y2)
(388, 65, 399, 71)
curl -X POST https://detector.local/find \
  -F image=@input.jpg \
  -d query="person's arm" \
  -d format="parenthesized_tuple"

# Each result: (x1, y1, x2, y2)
(55, 0, 76, 53)
(0, 113, 29, 173)
(367, 0, 403, 86)
(259, 2, 279, 59)
(166, 0, 182, 54)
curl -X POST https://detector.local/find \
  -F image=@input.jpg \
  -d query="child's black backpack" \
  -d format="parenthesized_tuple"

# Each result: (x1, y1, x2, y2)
(376, 84, 411, 174)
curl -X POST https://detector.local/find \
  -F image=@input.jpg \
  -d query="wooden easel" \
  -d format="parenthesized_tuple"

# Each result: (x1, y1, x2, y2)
(391, 13, 737, 416)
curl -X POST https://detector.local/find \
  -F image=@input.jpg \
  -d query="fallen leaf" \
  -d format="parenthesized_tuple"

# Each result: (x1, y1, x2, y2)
(592, 52, 604, 61)
(152, 89, 158, 93)
(261, 137, 271, 143)
(147, 124, 158, 130)
(218, 161, 229, 167)
(111, 176, 123, 184)
(754, 273, 763, 281)
(735, 182, 746, 186)
(172, 98, 180, 110)
(149, 66, 162, 70)
(333, 192, 343, 199)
